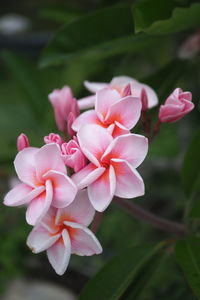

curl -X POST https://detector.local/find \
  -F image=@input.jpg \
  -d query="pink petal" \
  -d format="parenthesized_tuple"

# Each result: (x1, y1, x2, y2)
(40, 207, 59, 234)
(101, 134, 148, 168)
(84, 80, 108, 93)
(35, 144, 66, 182)
(17, 133, 29, 152)
(55, 190, 95, 227)
(107, 123, 115, 135)
(14, 147, 38, 187)
(122, 83, 132, 97)
(72, 163, 105, 189)
(72, 110, 100, 133)
(181, 91, 192, 101)
(27, 225, 61, 253)
(61, 141, 87, 172)
(95, 88, 121, 121)
(110, 76, 136, 87)
(105, 96, 141, 130)
(159, 101, 194, 122)
(4, 184, 45, 207)
(159, 104, 184, 123)
(44, 133, 64, 146)
(26, 180, 53, 226)
(48, 86, 74, 132)
(63, 221, 102, 256)
(43, 170, 77, 208)
(112, 121, 130, 138)
(182, 99, 195, 112)
(141, 88, 148, 111)
(110, 76, 158, 109)
(88, 165, 116, 212)
(77, 95, 96, 110)
(67, 111, 77, 137)
(77, 124, 113, 166)
(111, 159, 144, 198)
(47, 229, 71, 275)
(137, 83, 158, 109)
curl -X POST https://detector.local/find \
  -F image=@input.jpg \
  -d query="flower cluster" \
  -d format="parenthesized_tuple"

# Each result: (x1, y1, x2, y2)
(4, 76, 194, 275)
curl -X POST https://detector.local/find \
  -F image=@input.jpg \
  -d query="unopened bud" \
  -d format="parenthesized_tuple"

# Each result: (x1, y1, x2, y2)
(141, 88, 148, 111)
(17, 133, 29, 151)
(122, 83, 132, 97)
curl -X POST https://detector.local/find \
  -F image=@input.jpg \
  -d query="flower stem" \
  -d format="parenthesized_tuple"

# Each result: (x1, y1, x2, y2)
(149, 119, 161, 142)
(114, 197, 187, 236)
(141, 110, 151, 136)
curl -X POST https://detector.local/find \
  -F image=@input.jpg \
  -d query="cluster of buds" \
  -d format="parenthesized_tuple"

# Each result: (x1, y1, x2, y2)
(4, 76, 194, 275)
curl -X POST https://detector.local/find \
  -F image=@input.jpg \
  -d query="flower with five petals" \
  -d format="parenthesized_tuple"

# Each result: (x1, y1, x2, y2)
(73, 88, 142, 138)
(4, 144, 77, 225)
(27, 190, 102, 275)
(78, 76, 158, 110)
(72, 124, 148, 211)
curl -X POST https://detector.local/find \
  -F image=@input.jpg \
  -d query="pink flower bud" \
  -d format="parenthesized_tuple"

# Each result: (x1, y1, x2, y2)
(122, 83, 131, 97)
(178, 30, 200, 59)
(61, 137, 87, 172)
(159, 88, 194, 123)
(67, 112, 77, 137)
(48, 86, 80, 134)
(141, 88, 148, 112)
(44, 133, 64, 146)
(17, 133, 29, 151)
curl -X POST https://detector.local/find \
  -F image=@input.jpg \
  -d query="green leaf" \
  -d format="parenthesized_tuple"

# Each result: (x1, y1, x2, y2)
(175, 236, 200, 299)
(181, 130, 200, 198)
(79, 243, 164, 300)
(188, 192, 200, 219)
(133, 0, 180, 34)
(133, 2, 200, 36)
(39, 5, 83, 24)
(120, 253, 164, 300)
(39, 4, 161, 68)
(1, 52, 47, 121)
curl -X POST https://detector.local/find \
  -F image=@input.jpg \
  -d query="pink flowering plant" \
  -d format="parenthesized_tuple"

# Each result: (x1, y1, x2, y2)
(2, 1, 200, 299)
(4, 79, 152, 273)
(3, 71, 196, 286)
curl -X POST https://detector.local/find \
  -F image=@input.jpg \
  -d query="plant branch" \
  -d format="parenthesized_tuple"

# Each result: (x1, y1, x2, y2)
(114, 197, 187, 236)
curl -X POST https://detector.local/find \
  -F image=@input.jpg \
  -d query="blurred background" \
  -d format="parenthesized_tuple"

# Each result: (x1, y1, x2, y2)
(0, 0, 199, 299)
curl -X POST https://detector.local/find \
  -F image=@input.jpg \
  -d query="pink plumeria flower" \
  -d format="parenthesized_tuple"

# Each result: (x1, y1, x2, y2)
(72, 124, 148, 212)
(178, 30, 200, 59)
(17, 133, 29, 151)
(4, 144, 77, 225)
(159, 88, 194, 123)
(78, 76, 158, 110)
(73, 88, 142, 138)
(27, 190, 102, 275)
(61, 137, 88, 172)
(48, 86, 80, 135)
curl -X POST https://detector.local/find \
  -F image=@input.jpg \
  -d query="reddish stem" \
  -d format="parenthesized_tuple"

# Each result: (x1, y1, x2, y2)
(141, 111, 151, 136)
(114, 197, 187, 236)
(149, 119, 161, 142)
